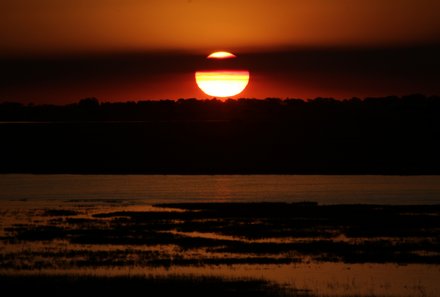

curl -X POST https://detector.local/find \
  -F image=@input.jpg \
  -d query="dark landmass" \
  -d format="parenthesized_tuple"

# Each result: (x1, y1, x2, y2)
(1, 95, 439, 174)
(0, 274, 300, 297)
(2, 202, 439, 269)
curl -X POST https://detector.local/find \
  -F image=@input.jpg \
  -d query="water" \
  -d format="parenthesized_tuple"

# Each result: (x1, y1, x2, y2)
(1, 174, 439, 297)
(1, 174, 439, 204)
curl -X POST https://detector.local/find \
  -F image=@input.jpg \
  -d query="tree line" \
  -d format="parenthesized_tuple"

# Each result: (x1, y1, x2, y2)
(0, 94, 439, 122)
(1, 94, 439, 174)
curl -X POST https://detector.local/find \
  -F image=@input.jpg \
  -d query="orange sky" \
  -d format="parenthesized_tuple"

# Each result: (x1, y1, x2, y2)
(1, 0, 440, 103)
(1, 0, 440, 55)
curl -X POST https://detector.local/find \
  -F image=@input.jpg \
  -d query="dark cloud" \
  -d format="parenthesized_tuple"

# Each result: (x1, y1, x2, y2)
(1, 45, 439, 103)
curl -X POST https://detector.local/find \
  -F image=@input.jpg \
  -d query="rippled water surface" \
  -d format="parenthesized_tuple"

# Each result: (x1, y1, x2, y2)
(1, 174, 440, 204)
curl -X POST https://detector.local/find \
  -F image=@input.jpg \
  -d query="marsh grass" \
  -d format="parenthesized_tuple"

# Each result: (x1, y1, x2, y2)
(1, 202, 439, 270)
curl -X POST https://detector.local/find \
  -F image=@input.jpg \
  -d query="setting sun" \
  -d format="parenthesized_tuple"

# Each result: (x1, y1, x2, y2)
(195, 70, 250, 97)
(195, 51, 250, 98)
(207, 51, 237, 59)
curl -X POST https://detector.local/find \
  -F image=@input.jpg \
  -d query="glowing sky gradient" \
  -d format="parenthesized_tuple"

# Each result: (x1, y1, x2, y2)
(1, 0, 440, 55)
(1, 0, 439, 103)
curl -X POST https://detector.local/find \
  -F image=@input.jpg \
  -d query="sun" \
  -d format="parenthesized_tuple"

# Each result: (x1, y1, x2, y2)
(207, 51, 236, 59)
(195, 70, 250, 98)
(195, 51, 250, 98)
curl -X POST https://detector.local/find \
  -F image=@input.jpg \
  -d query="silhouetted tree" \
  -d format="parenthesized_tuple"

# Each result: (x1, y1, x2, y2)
(78, 97, 99, 109)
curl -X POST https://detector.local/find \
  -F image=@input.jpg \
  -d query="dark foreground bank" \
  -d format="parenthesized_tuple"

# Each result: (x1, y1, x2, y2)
(0, 275, 299, 297)
(0, 120, 439, 174)
(1, 96, 439, 174)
